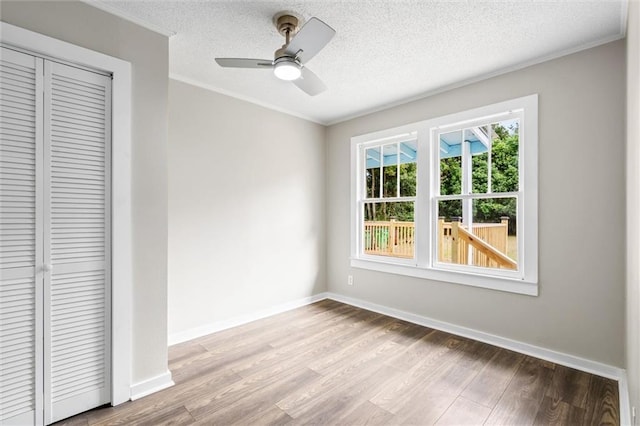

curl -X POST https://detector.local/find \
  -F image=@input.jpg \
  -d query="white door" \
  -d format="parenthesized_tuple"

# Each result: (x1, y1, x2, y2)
(43, 60, 111, 425)
(0, 47, 112, 425)
(0, 46, 44, 426)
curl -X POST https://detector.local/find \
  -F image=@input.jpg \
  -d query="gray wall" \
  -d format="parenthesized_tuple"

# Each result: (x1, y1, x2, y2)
(1, 1, 170, 385)
(327, 40, 626, 367)
(167, 79, 326, 340)
(627, 0, 640, 416)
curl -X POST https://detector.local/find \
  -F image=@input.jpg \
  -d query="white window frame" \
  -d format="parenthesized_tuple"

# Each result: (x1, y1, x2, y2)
(351, 95, 538, 296)
(357, 132, 418, 266)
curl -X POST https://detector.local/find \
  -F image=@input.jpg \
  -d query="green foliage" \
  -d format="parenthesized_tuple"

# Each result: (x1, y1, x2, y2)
(364, 201, 414, 222)
(399, 162, 416, 197)
(438, 199, 462, 221)
(440, 157, 461, 195)
(365, 161, 416, 222)
(472, 152, 488, 193)
(491, 132, 519, 193)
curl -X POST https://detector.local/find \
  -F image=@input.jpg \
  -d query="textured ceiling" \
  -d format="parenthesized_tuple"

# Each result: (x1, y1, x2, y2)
(99, 0, 627, 125)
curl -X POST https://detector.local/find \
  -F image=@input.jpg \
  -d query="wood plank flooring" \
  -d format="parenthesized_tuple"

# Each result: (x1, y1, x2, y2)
(56, 300, 620, 425)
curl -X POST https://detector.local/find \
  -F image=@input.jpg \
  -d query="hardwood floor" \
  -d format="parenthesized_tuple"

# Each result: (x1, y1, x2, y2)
(56, 300, 620, 425)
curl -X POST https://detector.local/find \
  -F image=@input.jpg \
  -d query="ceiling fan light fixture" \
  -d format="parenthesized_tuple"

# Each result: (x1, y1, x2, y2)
(215, 13, 335, 95)
(274, 58, 301, 81)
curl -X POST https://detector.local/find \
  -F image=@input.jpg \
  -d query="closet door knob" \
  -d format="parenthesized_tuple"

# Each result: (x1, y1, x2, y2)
(43, 264, 52, 272)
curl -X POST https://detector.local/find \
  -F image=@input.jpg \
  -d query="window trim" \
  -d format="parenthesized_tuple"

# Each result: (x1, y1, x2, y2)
(350, 95, 538, 296)
(430, 110, 524, 281)
(357, 132, 419, 264)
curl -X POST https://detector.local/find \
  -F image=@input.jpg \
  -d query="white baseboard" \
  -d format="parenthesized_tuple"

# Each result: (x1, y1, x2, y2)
(168, 292, 329, 346)
(326, 292, 631, 423)
(130, 370, 174, 401)
(327, 292, 623, 379)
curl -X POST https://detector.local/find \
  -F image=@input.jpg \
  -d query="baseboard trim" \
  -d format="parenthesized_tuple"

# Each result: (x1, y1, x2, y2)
(327, 293, 632, 424)
(168, 292, 329, 346)
(130, 371, 174, 401)
(327, 292, 625, 374)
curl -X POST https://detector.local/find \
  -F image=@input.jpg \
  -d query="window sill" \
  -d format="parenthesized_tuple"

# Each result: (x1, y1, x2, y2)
(350, 257, 538, 296)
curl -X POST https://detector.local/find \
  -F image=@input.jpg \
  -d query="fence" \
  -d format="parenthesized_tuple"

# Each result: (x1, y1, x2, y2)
(439, 217, 516, 270)
(363, 220, 415, 258)
(363, 217, 515, 269)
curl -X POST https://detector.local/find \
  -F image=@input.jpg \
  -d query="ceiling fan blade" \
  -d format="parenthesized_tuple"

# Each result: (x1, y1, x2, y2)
(284, 17, 336, 64)
(215, 58, 273, 68)
(293, 67, 327, 96)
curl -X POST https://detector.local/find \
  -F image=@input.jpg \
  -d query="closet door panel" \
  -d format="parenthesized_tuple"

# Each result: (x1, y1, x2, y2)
(0, 47, 44, 426)
(44, 61, 111, 425)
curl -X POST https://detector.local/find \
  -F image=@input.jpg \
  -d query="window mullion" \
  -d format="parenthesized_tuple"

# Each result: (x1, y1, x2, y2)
(487, 125, 493, 194)
(462, 132, 471, 197)
(363, 196, 416, 203)
(461, 131, 473, 265)
(436, 191, 519, 201)
(396, 142, 400, 197)
(417, 126, 431, 268)
(378, 148, 383, 200)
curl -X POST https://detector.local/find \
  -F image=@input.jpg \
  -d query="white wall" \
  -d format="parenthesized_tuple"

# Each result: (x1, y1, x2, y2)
(627, 0, 640, 419)
(167, 79, 326, 341)
(327, 40, 626, 367)
(1, 1, 170, 386)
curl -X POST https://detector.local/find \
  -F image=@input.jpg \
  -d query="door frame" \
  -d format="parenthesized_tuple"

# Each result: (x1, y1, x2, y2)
(0, 22, 132, 406)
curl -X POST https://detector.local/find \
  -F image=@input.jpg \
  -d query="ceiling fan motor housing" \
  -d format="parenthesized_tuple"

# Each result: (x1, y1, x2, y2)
(275, 14, 300, 37)
(274, 14, 302, 61)
(274, 46, 290, 60)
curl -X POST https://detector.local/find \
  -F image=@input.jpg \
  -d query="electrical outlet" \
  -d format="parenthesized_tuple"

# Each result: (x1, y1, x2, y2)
(348, 275, 353, 286)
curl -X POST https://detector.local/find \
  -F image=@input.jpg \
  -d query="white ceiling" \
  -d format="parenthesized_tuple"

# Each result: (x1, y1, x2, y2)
(99, 0, 627, 125)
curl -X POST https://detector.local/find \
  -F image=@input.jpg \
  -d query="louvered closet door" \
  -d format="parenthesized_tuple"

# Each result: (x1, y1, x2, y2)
(43, 61, 111, 424)
(0, 47, 44, 426)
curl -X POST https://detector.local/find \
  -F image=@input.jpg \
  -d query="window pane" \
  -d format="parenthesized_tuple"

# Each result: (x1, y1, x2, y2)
(472, 197, 517, 267)
(399, 141, 417, 197)
(437, 199, 462, 221)
(363, 202, 414, 258)
(437, 197, 517, 270)
(491, 119, 519, 193)
(382, 144, 398, 198)
(472, 152, 489, 193)
(365, 147, 381, 198)
(436, 199, 462, 264)
(467, 125, 492, 194)
(439, 130, 462, 195)
(366, 167, 380, 198)
(364, 201, 414, 221)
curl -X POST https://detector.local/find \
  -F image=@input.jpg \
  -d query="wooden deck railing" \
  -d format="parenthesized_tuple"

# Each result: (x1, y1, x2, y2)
(364, 217, 516, 269)
(363, 220, 415, 258)
(446, 219, 516, 270)
(438, 217, 515, 269)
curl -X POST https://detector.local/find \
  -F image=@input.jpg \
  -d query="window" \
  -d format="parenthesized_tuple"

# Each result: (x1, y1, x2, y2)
(351, 95, 538, 295)
(362, 135, 417, 261)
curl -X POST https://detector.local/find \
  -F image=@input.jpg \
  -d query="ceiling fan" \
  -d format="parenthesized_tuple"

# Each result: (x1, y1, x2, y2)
(215, 12, 336, 96)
